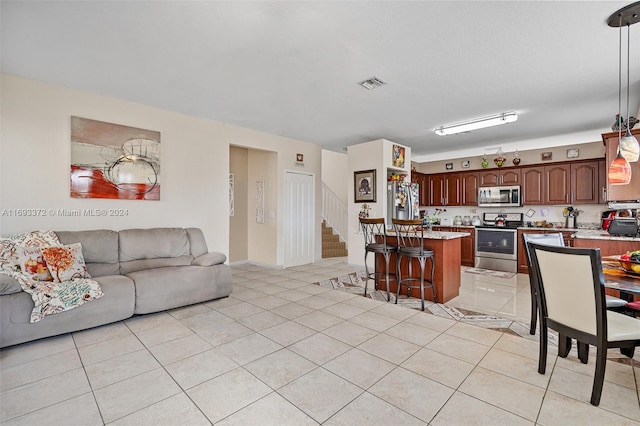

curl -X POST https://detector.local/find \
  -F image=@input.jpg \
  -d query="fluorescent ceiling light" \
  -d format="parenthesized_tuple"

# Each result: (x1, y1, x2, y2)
(435, 111, 518, 136)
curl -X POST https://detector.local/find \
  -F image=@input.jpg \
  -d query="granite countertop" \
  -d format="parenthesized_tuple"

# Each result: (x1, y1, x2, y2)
(571, 229, 640, 242)
(387, 230, 471, 240)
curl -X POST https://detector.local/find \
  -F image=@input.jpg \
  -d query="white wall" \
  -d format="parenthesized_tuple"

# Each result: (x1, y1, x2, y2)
(1, 74, 323, 265)
(347, 139, 411, 268)
(321, 149, 348, 204)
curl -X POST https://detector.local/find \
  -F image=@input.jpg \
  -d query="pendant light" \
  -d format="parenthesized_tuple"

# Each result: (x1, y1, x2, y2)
(607, 6, 637, 185)
(619, 21, 639, 162)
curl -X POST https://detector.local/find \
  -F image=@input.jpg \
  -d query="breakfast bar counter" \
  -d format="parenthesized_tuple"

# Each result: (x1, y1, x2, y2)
(375, 231, 470, 303)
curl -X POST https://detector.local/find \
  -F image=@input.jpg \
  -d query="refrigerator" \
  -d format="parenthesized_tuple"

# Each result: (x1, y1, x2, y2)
(387, 182, 420, 225)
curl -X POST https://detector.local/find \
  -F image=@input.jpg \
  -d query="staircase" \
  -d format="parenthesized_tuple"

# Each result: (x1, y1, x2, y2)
(322, 220, 348, 258)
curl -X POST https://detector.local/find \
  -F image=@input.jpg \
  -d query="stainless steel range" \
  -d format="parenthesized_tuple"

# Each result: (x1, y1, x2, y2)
(474, 213, 523, 273)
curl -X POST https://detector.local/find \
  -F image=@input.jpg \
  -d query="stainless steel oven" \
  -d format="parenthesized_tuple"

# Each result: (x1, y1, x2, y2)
(474, 227, 518, 272)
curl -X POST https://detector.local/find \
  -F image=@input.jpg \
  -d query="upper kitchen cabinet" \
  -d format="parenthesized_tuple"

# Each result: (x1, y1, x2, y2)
(598, 159, 607, 204)
(411, 171, 429, 206)
(521, 160, 600, 205)
(429, 173, 460, 206)
(544, 163, 571, 204)
(522, 166, 544, 205)
(570, 160, 599, 204)
(602, 129, 640, 202)
(460, 171, 479, 206)
(478, 168, 521, 187)
(545, 161, 600, 205)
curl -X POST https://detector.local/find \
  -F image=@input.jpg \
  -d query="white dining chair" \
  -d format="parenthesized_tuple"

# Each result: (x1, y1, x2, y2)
(527, 242, 640, 406)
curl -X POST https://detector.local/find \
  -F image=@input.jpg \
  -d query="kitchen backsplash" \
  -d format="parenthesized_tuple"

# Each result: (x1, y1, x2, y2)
(419, 204, 606, 229)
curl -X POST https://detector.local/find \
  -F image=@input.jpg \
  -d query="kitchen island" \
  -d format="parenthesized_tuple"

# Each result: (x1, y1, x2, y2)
(375, 230, 470, 303)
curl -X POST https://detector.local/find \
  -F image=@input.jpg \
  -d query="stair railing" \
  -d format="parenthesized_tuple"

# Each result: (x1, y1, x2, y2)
(322, 182, 348, 249)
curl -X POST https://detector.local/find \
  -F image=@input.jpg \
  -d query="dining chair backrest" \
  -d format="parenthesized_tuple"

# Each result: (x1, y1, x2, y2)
(522, 232, 566, 336)
(360, 218, 389, 247)
(391, 218, 424, 250)
(528, 242, 605, 338)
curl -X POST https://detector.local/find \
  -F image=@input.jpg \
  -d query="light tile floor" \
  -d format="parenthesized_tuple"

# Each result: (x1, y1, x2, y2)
(1, 258, 639, 425)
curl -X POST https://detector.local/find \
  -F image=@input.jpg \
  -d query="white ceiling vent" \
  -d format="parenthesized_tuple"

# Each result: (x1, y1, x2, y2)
(358, 76, 386, 90)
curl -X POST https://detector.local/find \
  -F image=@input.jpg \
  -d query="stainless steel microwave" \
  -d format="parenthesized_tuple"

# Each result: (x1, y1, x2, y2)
(478, 186, 521, 207)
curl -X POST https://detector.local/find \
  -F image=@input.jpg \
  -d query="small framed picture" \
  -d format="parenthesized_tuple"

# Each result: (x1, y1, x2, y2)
(461, 160, 470, 168)
(566, 148, 579, 159)
(354, 169, 376, 203)
(541, 152, 552, 161)
(445, 163, 453, 170)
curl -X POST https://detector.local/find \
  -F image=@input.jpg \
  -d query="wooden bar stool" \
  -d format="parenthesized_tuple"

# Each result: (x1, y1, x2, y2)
(359, 218, 398, 301)
(392, 218, 435, 311)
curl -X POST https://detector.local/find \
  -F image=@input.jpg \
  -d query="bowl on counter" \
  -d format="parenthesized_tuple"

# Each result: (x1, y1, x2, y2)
(619, 259, 640, 274)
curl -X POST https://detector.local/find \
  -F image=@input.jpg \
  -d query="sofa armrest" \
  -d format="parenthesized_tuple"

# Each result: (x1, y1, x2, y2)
(191, 252, 227, 267)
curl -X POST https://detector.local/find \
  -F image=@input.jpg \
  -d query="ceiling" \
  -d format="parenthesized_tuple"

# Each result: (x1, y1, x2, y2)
(2, 1, 639, 162)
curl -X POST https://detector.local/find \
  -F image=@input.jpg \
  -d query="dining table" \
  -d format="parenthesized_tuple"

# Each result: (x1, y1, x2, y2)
(601, 256, 640, 302)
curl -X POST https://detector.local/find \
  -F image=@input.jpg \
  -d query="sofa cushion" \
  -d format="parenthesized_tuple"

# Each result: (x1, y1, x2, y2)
(119, 228, 191, 261)
(129, 264, 232, 314)
(186, 228, 208, 258)
(55, 230, 119, 277)
(0, 275, 22, 295)
(119, 256, 193, 275)
(192, 252, 226, 267)
(0, 274, 135, 348)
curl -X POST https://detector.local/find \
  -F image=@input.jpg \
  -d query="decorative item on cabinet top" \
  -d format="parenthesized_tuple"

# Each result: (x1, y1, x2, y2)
(494, 147, 506, 167)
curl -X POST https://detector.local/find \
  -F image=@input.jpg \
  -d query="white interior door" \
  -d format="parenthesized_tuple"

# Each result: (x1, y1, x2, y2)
(284, 171, 314, 267)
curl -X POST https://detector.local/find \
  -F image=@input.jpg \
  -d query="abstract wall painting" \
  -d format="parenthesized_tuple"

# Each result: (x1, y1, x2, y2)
(70, 116, 160, 200)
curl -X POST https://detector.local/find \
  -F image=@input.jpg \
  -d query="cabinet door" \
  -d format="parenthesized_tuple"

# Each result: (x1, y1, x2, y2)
(412, 172, 428, 206)
(570, 161, 599, 204)
(461, 172, 479, 206)
(458, 228, 475, 266)
(544, 164, 571, 204)
(418, 175, 429, 206)
(445, 173, 460, 206)
(429, 175, 445, 206)
(598, 159, 607, 204)
(478, 170, 500, 187)
(501, 169, 521, 185)
(603, 129, 640, 201)
(522, 167, 544, 205)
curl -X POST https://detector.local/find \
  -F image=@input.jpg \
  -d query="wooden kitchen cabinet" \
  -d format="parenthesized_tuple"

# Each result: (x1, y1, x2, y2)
(570, 160, 599, 204)
(521, 161, 601, 206)
(522, 166, 544, 205)
(461, 171, 479, 206)
(411, 171, 429, 206)
(429, 173, 460, 206)
(434, 226, 475, 266)
(544, 161, 600, 205)
(456, 227, 476, 266)
(544, 163, 571, 204)
(479, 168, 521, 187)
(602, 128, 640, 202)
(598, 159, 607, 204)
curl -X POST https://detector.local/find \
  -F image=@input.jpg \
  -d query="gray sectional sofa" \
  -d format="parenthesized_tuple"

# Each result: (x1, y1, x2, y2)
(0, 227, 233, 348)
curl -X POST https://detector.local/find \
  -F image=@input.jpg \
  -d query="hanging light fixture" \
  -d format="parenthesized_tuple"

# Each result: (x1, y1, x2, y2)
(434, 111, 517, 136)
(606, 4, 640, 184)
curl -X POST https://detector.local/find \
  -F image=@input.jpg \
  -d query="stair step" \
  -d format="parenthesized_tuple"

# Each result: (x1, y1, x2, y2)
(322, 248, 349, 258)
(321, 220, 347, 258)
(323, 241, 346, 250)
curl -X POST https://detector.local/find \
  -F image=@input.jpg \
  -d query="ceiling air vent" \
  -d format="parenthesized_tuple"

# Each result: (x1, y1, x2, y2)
(358, 76, 386, 90)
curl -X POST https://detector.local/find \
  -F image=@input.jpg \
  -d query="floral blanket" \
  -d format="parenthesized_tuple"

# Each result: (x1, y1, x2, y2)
(0, 230, 103, 323)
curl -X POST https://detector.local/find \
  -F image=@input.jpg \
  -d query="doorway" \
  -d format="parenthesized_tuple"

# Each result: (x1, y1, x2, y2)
(284, 171, 315, 267)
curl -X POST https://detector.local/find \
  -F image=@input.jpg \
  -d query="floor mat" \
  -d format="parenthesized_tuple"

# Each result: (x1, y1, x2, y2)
(464, 267, 517, 279)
